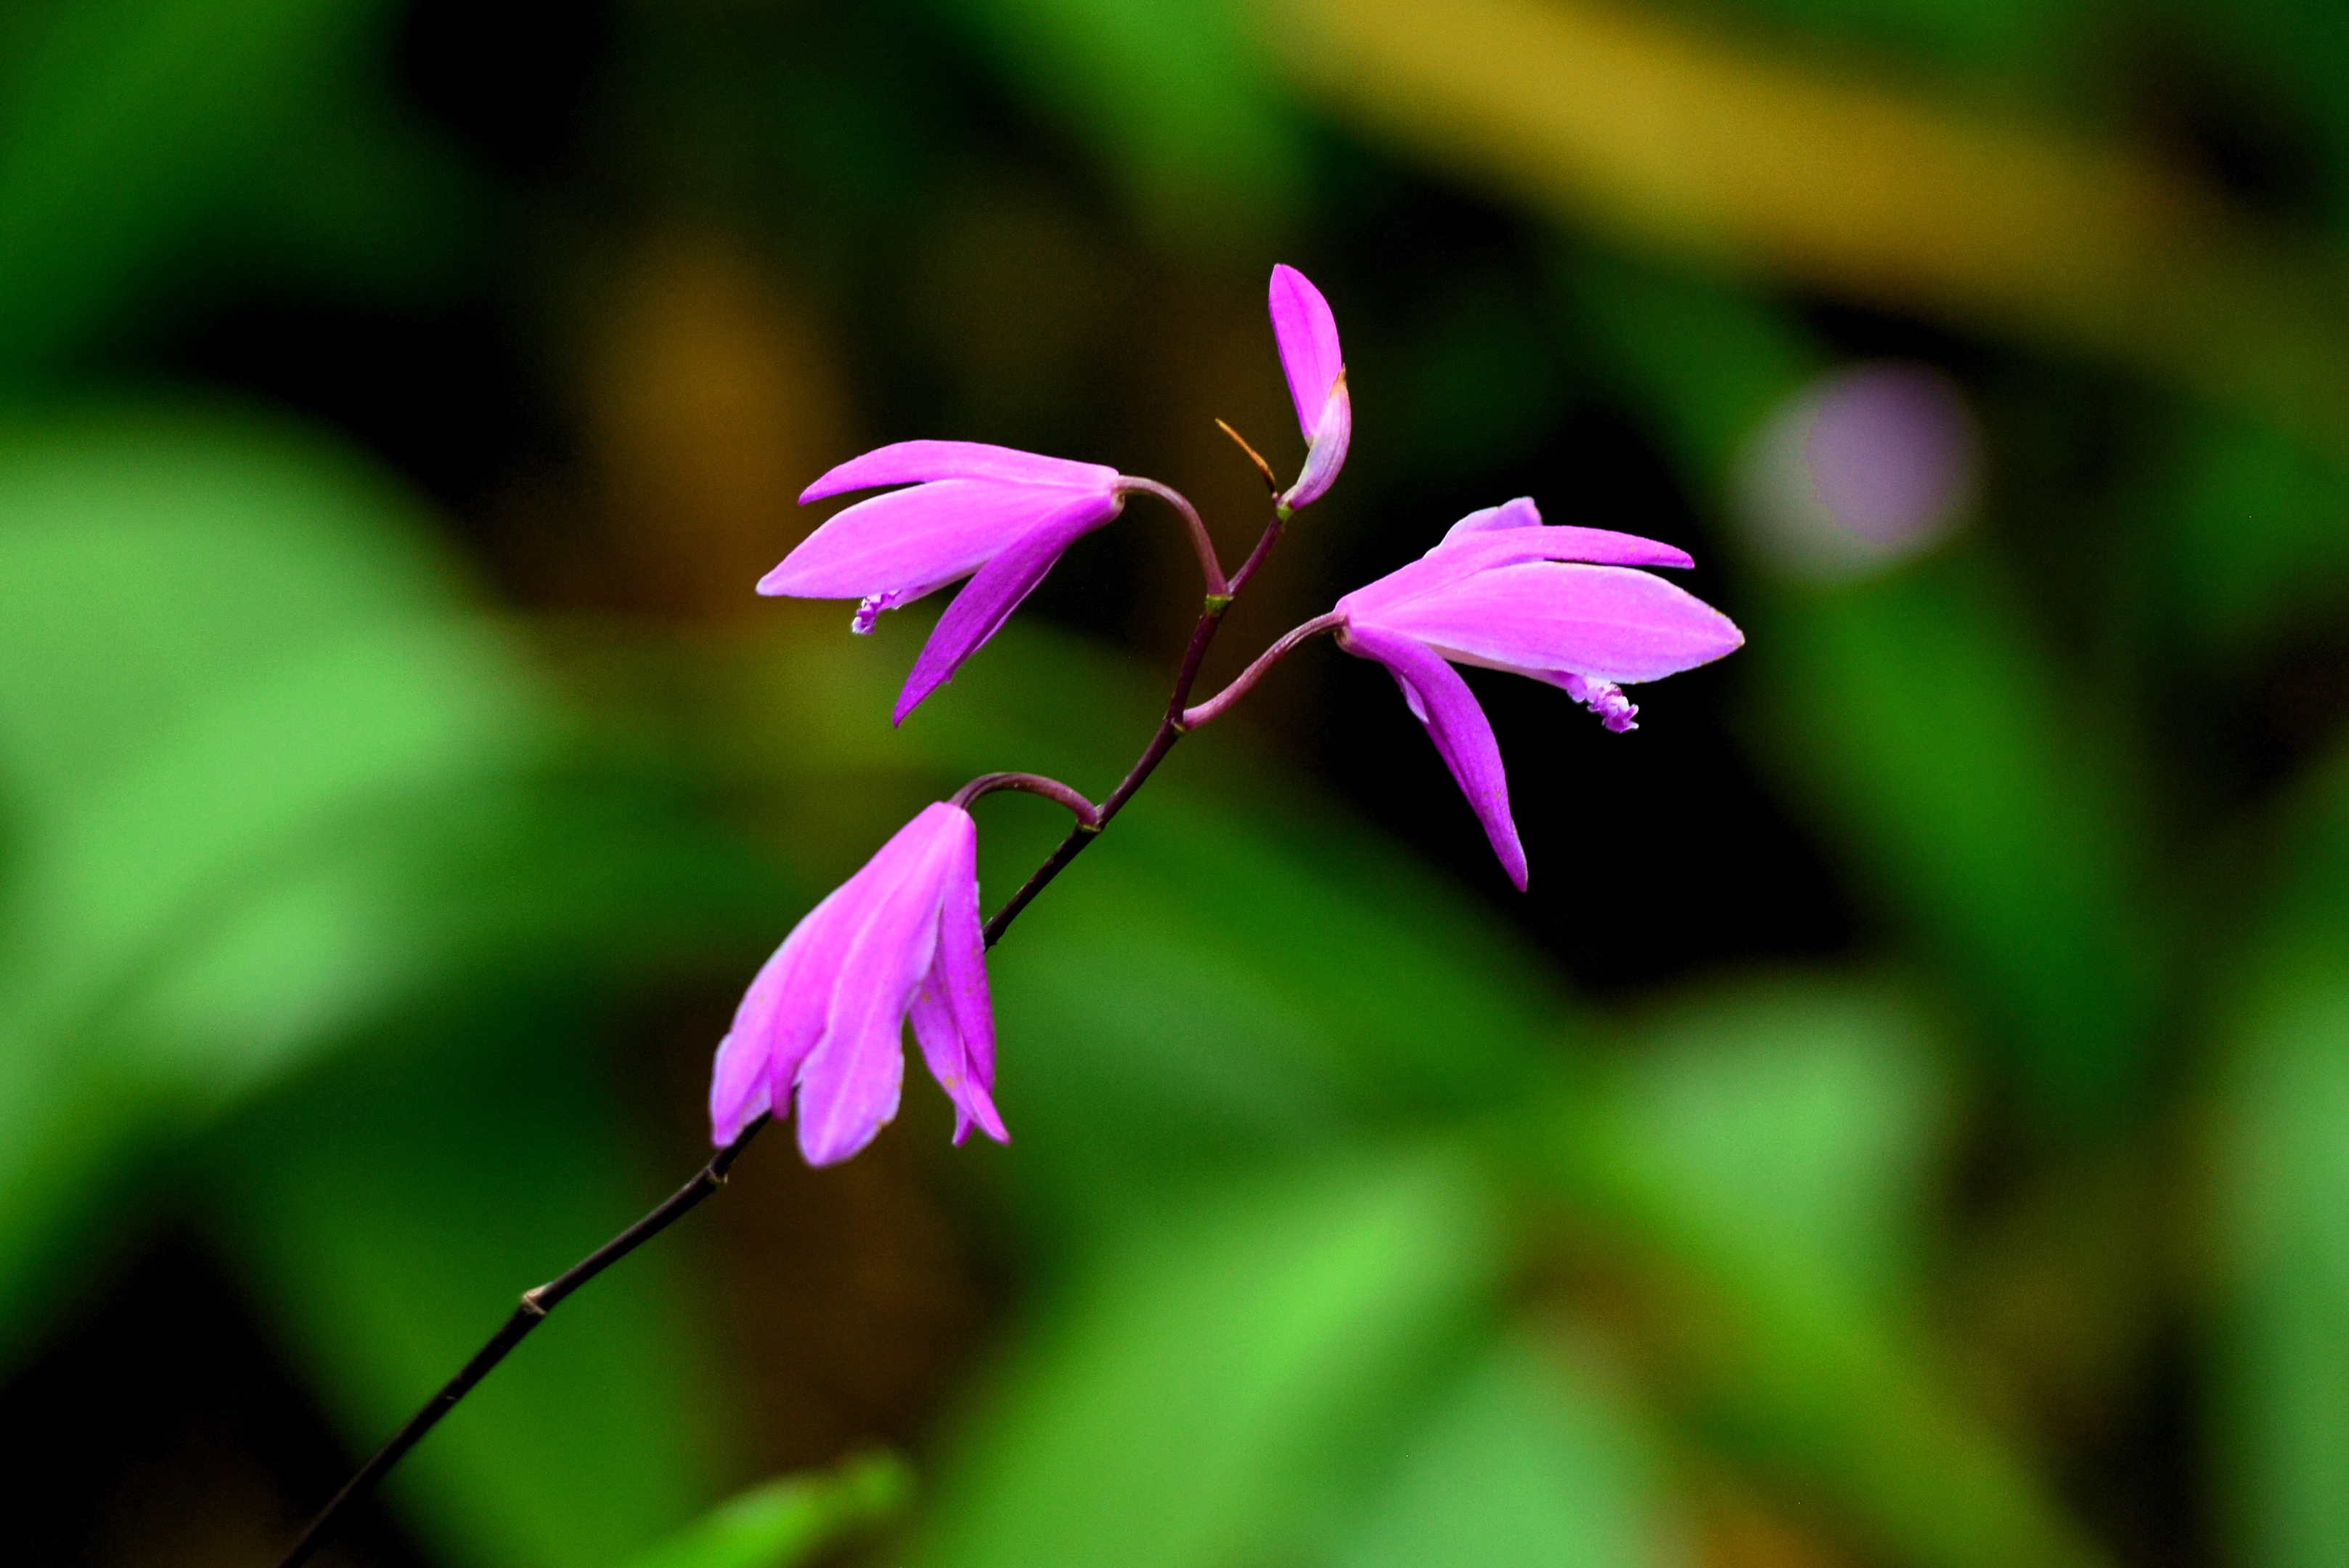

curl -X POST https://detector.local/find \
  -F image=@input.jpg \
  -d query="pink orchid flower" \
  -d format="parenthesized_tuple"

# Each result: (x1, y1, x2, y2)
(710, 801, 1007, 1167)
(1270, 263, 1349, 510)
(763, 441, 1127, 723)
(1335, 498, 1743, 890)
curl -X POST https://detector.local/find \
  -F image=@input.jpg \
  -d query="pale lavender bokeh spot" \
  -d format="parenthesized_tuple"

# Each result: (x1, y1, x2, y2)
(1737, 361, 1980, 580)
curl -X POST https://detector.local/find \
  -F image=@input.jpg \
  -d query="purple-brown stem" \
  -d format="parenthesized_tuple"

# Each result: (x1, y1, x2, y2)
(948, 772, 1100, 822)
(1115, 476, 1227, 597)
(274, 493, 1292, 1568)
(1179, 611, 1341, 731)
(981, 507, 1287, 946)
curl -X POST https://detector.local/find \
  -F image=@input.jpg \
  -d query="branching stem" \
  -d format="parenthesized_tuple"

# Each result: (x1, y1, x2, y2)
(981, 507, 1286, 946)
(1179, 611, 1341, 731)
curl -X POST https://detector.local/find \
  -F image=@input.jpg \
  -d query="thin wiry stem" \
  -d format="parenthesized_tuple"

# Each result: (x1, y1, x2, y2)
(1115, 477, 1227, 597)
(272, 1116, 772, 1568)
(1180, 611, 1341, 731)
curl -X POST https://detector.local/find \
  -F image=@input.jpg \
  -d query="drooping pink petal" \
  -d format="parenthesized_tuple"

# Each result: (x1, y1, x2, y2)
(708, 879, 853, 1146)
(1341, 621, 1527, 891)
(761, 478, 1092, 602)
(921, 813, 1006, 1143)
(1367, 560, 1744, 685)
(892, 490, 1123, 722)
(1283, 372, 1351, 510)
(1270, 265, 1344, 443)
(799, 440, 1117, 503)
(708, 1027, 772, 1146)
(792, 807, 965, 1165)
(907, 807, 1005, 1144)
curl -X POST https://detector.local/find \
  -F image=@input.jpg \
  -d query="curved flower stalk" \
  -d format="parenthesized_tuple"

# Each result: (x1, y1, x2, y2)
(1333, 497, 1743, 889)
(1270, 263, 1349, 510)
(710, 801, 1005, 1164)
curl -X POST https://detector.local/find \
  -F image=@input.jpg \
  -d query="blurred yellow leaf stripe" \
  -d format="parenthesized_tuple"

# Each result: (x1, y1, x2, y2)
(1250, 0, 2349, 450)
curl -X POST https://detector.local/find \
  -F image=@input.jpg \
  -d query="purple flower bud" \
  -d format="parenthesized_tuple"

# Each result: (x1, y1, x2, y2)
(709, 801, 1008, 1167)
(764, 441, 1127, 722)
(1269, 264, 1349, 510)
(1333, 497, 1742, 889)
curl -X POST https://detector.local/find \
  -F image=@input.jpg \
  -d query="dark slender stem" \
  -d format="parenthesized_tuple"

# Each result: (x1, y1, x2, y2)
(983, 508, 1287, 948)
(273, 1116, 770, 1568)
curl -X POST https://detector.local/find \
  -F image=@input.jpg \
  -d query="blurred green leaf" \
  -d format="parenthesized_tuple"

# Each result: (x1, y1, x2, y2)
(0, 0, 473, 381)
(205, 992, 729, 1568)
(1707, 0, 2062, 78)
(936, 0, 1310, 248)
(1757, 558, 2161, 1122)
(2211, 741, 2349, 1568)
(1331, 1329, 1676, 1568)
(2214, 974, 2349, 1568)
(1619, 977, 1950, 1303)
(912, 1148, 1503, 1568)
(1549, 975, 2103, 1568)
(624, 1453, 912, 1568)
(0, 415, 536, 1344)
(0, 411, 789, 1565)
(1568, 258, 2162, 1125)
(2161, 409, 2349, 658)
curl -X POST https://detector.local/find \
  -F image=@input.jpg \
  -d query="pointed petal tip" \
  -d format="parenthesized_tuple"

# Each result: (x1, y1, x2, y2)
(711, 1079, 773, 1148)
(799, 441, 1119, 504)
(798, 1109, 888, 1170)
(1281, 376, 1351, 510)
(1268, 265, 1344, 445)
(890, 675, 933, 726)
(962, 1087, 1010, 1146)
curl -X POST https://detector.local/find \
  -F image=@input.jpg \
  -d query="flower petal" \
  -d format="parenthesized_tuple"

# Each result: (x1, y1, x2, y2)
(791, 807, 966, 1165)
(708, 1030, 772, 1146)
(1270, 264, 1344, 442)
(1338, 514, 1696, 621)
(892, 490, 1122, 722)
(1283, 372, 1350, 510)
(708, 880, 852, 1146)
(761, 478, 1084, 602)
(1442, 497, 1545, 537)
(1442, 498, 1694, 569)
(1341, 622, 1528, 890)
(934, 810, 1008, 1142)
(800, 440, 1117, 503)
(1368, 560, 1744, 685)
